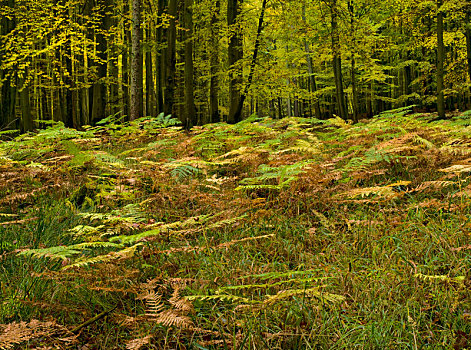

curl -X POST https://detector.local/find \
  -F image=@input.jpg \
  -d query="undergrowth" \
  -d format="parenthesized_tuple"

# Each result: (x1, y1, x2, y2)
(1, 109, 471, 349)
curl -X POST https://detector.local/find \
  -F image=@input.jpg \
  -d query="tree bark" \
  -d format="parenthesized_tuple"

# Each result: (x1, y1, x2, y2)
(164, 0, 177, 117)
(130, 0, 144, 120)
(209, 0, 221, 123)
(145, 27, 155, 117)
(0, 0, 17, 130)
(19, 75, 33, 132)
(330, 0, 348, 120)
(227, 0, 243, 124)
(437, 0, 445, 119)
(90, 0, 112, 123)
(184, 0, 196, 128)
(302, 5, 322, 119)
(465, 11, 471, 84)
(232, 0, 267, 122)
(155, 0, 164, 114)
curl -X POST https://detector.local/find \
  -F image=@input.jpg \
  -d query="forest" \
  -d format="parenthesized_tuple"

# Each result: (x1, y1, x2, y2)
(2, 0, 471, 349)
(1, 0, 470, 129)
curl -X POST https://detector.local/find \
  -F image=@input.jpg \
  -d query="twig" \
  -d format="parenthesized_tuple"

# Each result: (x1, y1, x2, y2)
(71, 305, 117, 334)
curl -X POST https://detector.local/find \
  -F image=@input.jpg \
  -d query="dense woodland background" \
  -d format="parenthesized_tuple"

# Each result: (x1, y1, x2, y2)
(1, 0, 471, 131)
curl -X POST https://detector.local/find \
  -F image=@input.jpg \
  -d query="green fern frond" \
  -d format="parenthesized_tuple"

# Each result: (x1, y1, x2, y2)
(19, 241, 123, 261)
(414, 273, 465, 284)
(241, 269, 322, 281)
(217, 277, 327, 292)
(263, 287, 345, 305)
(185, 293, 252, 304)
(62, 243, 142, 270)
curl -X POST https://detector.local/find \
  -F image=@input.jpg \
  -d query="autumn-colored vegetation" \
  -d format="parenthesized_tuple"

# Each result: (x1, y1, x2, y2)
(1, 108, 471, 348)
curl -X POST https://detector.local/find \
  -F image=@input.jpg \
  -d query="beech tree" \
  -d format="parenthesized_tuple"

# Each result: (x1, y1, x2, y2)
(0, 0, 469, 130)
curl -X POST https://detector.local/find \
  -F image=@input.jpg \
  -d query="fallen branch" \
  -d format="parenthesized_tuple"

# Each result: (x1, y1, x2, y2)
(71, 305, 117, 334)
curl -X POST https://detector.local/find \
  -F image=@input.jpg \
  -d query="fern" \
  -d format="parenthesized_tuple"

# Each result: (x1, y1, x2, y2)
(414, 273, 465, 285)
(63, 243, 142, 270)
(19, 241, 123, 261)
(237, 160, 315, 191)
(263, 287, 345, 305)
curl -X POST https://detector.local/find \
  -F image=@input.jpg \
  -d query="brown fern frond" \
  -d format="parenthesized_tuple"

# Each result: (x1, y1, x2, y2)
(143, 291, 165, 317)
(169, 287, 194, 314)
(0, 320, 66, 350)
(154, 310, 193, 328)
(125, 335, 153, 350)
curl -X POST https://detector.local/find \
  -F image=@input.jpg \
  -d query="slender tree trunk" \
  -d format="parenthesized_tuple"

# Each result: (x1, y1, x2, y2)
(122, 28, 130, 119)
(145, 27, 155, 117)
(19, 75, 33, 132)
(351, 56, 359, 122)
(330, 0, 348, 120)
(302, 5, 322, 119)
(90, 0, 112, 123)
(437, 0, 445, 119)
(227, 0, 243, 123)
(130, 0, 144, 120)
(209, 0, 221, 123)
(155, 0, 164, 114)
(232, 0, 267, 122)
(184, 0, 196, 127)
(164, 0, 177, 117)
(348, 0, 358, 122)
(465, 11, 471, 105)
(0, 0, 17, 130)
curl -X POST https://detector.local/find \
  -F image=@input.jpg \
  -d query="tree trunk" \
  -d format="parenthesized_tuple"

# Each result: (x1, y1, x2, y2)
(302, 5, 322, 119)
(164, 0, 177, 117)
(465, 11, 471, 88)
(19, 75, 33, 132)
(145, 27, 155, 117)
(437, 0, 445, 119)
(122, 28, 130, 120)
(227, 0, 243, 124)
(130, 0, 144, 120)
(209, 0, 221, 123)
(330, 0, 348, 120)
(0, 0, 17, 130)
(232, 0, 267, 122)
(184, 0, 197, 128)
(90, 0, 111, 123)
(155, 0, 164, 114)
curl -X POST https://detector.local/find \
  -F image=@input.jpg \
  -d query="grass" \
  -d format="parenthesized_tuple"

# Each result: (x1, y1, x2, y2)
(1, 111, 471, 349)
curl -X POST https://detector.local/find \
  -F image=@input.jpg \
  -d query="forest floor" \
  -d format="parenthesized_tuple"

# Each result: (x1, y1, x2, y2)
(1, 108, 471, 349)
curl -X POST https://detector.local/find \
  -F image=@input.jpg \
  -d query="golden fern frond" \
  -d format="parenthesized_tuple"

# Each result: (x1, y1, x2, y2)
(125, 335, 153, 350)
(0, 213, 17, 218)
(341, 186, 395, 199)
(169, 287, 194, 314)
(215, 147, 267, 165)
(439, 164, 471, 173)
(0, 320, 61, 350)
(339, 181, 410, 200)
(411, 181, 457, 192)
(414, 273, 465, 285)
(278, 137, 323, 156)
(154, 310, 193, 328)
(144, 291, 165, 317)
(440, 140, 471, 155)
